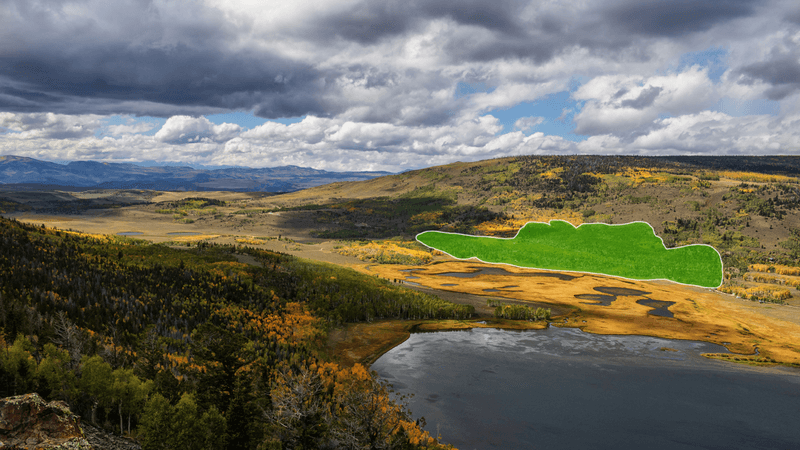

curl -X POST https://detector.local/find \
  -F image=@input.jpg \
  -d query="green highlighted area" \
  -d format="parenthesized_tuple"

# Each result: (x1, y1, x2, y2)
(417, 220, 723, 288)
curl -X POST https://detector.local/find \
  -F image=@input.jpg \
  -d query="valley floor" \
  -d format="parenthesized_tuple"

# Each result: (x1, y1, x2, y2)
(7, 201, 800, 368)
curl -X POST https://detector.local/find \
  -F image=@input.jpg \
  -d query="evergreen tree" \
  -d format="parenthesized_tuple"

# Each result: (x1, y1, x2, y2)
(191, 323, 247, 413)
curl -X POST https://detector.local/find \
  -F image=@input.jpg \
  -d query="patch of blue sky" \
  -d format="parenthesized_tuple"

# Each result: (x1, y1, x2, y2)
(713, 97, 780, 117)
(675, 47, 728, 81)
(455, 81, 495, 99)
(206, 111, 305, 128)
(486, 90, 589, 142)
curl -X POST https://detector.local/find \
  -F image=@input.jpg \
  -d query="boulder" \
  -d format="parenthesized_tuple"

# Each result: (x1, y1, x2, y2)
(0, 393, 92, 449)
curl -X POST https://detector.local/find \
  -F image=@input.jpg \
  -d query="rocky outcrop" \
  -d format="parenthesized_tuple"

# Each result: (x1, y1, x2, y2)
(81, 424, 140, 450)
(0, 393, 92, 449)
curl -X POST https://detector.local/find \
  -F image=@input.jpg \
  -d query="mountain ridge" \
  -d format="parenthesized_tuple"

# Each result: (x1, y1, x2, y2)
(0, 155, 392, 192)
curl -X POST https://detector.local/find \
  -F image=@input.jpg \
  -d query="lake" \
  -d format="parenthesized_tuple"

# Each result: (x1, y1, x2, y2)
(371, 326, 800, 450)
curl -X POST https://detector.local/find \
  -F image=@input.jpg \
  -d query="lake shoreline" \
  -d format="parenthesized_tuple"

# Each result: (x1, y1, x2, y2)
(372, 326, 800, 450)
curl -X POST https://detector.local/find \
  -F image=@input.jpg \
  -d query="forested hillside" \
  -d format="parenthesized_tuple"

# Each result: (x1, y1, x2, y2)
(0, 217, 467, 449)
(260, 155, 800, 303)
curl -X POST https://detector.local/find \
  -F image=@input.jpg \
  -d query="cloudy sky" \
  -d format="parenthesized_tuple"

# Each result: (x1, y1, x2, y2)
(1, 0, 799, 171)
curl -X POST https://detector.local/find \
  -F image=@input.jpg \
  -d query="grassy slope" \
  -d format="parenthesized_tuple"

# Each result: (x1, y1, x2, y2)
(257, 155, 798, 293)
(417, 220, 724, 287)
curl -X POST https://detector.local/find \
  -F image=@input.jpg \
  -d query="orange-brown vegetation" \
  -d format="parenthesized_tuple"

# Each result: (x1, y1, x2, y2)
(334, 241, 434, 265)
(360, 260, 800, 366)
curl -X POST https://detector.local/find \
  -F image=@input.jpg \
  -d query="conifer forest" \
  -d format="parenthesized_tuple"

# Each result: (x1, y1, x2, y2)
(0, 217, 466, 449)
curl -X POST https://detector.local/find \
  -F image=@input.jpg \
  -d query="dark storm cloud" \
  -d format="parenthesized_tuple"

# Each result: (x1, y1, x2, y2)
(421, 0, 527, 34)
(0, 0, 327, 118)
(0, 45, 327, 117)
(600, 0, 756, 37)
(0, 0, 777, 122)
(737, 44, 800, 100)
(443, 33, 558, 63)
(294, 0, 573, 65)
(305, 0, 528, 44)
(741, 58, 800, 86)
(785, 6, 800, 24)
(310, 1, 417, 44)
(410, 0, 758, 64)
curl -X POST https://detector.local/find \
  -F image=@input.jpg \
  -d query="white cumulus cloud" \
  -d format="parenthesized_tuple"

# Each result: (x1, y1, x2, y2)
(514, 116, 545, 132)
(573, 67, 720, 137)
(0, 113, 102, 140)
(154, 116, 242, 144)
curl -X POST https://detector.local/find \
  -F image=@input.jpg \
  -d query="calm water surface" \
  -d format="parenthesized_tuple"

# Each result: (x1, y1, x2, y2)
(371, 327, 800, 450)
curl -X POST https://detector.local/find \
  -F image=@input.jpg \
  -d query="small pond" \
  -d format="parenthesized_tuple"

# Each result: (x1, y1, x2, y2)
(372, 327, 800, 450)
(432, 267, 576, 280)
(636, 299, 676, 318)
(116, 231, 143, 236)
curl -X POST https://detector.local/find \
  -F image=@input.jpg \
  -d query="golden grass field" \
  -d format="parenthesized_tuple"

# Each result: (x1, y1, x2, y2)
(357, 261, 800, 366)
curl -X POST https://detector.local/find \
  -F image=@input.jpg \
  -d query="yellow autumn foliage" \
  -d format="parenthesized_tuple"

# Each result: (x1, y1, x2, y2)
(749, 264, 800, 276)
(743, 272, 800, 288)
(269, 361, 448, 448)
(336, 241, 433, 265)
(475, 212, 584, 236)
(718, 284, 791, 302)
(718, 171, 798, 184)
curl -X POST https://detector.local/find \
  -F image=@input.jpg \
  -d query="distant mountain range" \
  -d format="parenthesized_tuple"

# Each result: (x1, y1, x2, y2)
(0, 156, 392, 192)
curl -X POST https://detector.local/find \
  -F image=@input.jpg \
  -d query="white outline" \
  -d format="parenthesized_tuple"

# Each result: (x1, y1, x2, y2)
(415, 220, 724, 289)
